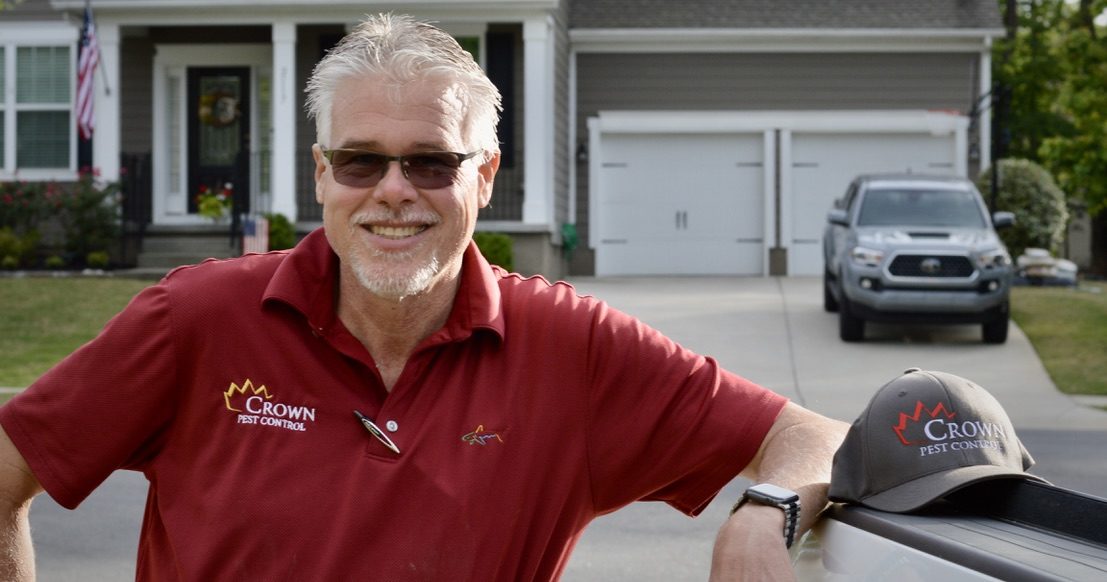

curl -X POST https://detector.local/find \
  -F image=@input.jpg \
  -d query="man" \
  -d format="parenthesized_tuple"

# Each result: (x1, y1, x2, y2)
(0, 14, 846, 581)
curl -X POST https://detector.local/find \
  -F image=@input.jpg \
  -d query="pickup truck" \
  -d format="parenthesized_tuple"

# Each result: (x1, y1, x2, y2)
(823, 174, 1015, 344)
(796, 474, 1107, 580)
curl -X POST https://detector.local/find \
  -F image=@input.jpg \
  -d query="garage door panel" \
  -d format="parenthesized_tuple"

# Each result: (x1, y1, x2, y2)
(596, 133, 764, 276)
(788, 133, 958, 275)
(598, 240, 763, 276)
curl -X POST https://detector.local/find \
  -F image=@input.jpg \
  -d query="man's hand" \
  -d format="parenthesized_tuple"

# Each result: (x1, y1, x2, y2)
(709, 503, 794, 581)
(709, 401, 848, 580)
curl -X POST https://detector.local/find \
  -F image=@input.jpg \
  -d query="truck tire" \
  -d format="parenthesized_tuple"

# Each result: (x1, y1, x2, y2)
(839, 297, 864, 342)
(824, 270, 840, 313)
(982, 310, 1009, 344)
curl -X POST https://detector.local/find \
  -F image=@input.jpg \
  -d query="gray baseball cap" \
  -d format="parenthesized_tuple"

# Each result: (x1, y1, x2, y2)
(829, 368, 1048, 512)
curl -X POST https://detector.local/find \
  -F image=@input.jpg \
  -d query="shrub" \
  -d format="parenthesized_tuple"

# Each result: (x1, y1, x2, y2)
(86, 251, 110, 269)
(45, 255, 66, 269)
(977, 159, 1069, 260)
(0, 227, 40, 268)
(59, 170, 121, 263)
(0, 181, 50, 235)
(264, 213, 296, 251)
(473, 232, 514, 271)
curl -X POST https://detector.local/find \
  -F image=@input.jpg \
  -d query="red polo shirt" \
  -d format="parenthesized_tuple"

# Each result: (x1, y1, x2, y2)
(0, 229, 786, 581)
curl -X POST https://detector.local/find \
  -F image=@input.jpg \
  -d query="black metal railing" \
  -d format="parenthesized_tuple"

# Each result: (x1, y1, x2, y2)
(119, 152, 152, 267)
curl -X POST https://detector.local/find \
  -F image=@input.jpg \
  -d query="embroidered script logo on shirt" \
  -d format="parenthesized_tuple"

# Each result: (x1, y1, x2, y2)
(224, 379, 317, 433)
(461, 425, 503, 446)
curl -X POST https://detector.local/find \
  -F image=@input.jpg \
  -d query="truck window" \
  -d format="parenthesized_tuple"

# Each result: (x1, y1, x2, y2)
(857, 189, 986, 228)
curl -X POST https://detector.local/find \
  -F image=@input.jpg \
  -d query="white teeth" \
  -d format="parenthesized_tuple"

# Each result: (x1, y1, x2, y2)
(370, 225, 425, 239)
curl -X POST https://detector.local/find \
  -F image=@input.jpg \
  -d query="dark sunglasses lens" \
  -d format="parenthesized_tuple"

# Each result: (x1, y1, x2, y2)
(331, 151, 388, 187)
(404, 154, 462, 189)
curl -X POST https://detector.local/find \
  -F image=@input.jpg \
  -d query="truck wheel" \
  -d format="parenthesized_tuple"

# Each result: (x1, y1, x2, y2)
(823, 270, 839, 313)
(982, 313, 1009, 344)
(839, 298, 864, 342)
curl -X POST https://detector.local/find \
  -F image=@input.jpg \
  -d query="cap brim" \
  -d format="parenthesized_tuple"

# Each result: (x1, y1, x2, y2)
(858, 465, 1050, 513)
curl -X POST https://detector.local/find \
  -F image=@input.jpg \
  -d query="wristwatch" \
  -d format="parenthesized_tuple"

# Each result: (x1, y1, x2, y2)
(729, 483, 801, 548)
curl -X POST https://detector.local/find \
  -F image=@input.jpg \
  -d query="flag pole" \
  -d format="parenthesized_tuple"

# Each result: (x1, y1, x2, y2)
(86, 0, 111, 96)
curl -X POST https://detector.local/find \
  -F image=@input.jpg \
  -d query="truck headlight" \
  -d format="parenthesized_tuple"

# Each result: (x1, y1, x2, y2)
(850, 246, 884, 268)
(977, 248, 1011, 269)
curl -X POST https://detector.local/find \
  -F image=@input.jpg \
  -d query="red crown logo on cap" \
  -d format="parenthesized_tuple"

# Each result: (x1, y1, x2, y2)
(892, 400, 956, 446)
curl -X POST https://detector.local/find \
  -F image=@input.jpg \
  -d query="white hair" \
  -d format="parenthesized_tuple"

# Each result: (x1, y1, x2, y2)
(305, 13, 503, 154)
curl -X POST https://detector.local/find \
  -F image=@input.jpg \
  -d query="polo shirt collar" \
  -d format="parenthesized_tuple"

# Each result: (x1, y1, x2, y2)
(263, 228, 505, 344)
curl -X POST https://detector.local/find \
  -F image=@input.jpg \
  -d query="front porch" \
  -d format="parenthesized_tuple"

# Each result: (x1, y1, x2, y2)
(88, 12, 557, 274)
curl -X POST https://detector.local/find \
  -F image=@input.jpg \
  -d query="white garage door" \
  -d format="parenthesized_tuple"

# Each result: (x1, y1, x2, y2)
(788, 132, 959, 275)
(595, 133, 764, 276)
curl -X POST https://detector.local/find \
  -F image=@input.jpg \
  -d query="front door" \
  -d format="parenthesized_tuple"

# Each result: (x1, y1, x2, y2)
(187, 67, 250, 216)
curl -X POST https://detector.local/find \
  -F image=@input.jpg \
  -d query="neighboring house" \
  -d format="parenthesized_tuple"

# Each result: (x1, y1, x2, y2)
(0, 0, 1003, 277)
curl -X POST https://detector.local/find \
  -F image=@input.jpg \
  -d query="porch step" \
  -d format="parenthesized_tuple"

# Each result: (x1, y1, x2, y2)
(135, 225, 241, 271)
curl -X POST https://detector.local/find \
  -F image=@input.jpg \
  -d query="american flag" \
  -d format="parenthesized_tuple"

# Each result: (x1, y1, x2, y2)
(242, 216, 269, 255)
(76, 0, 100, 141)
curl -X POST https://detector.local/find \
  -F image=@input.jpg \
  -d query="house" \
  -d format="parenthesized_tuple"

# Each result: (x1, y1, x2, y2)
(0, 0, 1003, 277)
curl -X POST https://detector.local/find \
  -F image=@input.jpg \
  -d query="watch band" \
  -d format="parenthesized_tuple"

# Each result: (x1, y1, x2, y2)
(729, 483, 802, 549)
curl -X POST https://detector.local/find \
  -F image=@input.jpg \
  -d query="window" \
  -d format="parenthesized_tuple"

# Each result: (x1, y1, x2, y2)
(0, 25, 78, 179)
(16, 46, 71, 169)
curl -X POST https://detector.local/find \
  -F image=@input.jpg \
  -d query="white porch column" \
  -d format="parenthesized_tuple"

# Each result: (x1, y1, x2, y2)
(522, 16, 554, 226)
(271, 22, 298, 221)
(92, 22, 121, 182)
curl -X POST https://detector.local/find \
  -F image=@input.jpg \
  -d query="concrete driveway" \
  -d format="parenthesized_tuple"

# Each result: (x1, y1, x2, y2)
(565, 275, 1107, 430)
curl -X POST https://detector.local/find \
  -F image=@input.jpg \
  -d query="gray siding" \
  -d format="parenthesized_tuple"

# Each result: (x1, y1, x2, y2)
(571, 0, 1003, 30)
(0, 0, 68, 22)
(120, 36, 155, 155)
(576, 52, 979, 116)
(553, 0, 571, 229)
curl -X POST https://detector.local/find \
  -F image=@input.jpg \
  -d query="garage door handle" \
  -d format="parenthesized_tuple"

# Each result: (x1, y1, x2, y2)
(601, 239, 628, 244)
(737, 238, 763, 243)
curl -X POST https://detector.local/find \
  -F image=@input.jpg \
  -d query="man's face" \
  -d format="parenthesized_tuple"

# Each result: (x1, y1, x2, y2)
(314, 75, 498, 300)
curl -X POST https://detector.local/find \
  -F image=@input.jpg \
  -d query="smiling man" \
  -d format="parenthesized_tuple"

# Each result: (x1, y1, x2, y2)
(0, 14, 845, 581)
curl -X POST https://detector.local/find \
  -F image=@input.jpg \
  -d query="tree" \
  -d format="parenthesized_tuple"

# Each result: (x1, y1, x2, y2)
(994, 0, 1107, 273)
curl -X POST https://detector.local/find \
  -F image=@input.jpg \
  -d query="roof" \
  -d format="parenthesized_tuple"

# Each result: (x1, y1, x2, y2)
(570, 0, 1004, 30)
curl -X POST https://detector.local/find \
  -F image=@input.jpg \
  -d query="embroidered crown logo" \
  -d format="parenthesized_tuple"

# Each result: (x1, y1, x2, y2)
(224, 379, 273, 412)
(892, 400, 956, 446)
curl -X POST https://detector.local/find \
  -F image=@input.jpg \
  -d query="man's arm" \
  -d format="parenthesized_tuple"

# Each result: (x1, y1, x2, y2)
(0, 425, 42, 581)
(710, 401, 848, 581)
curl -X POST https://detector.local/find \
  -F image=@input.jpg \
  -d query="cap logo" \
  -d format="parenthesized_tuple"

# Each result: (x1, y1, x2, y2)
(893, 400, 955, 445)
(893, 399, 1008, 457)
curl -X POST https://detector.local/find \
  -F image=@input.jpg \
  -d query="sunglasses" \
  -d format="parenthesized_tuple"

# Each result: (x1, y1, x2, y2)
(322, 148, 482, 189)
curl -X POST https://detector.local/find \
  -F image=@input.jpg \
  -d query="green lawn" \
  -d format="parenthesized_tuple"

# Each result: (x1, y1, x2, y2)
(0, 277, 150, 389)
(1011, 282, 1107, 396)
(0, 277, 1104, 397)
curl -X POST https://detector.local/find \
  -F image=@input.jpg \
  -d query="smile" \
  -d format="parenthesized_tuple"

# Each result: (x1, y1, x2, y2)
(367, 224, 428, 239)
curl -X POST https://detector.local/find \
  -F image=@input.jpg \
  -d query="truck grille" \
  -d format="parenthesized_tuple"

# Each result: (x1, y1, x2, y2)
(888, 255, 975, 278)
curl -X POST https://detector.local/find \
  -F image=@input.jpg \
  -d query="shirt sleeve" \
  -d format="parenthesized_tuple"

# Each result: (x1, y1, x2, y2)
(584, 300, 788, 517)
(0, 283, 178, 509)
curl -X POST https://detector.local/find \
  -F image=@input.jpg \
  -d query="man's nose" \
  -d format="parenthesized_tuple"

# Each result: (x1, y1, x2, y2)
(371, 161, 418, 205)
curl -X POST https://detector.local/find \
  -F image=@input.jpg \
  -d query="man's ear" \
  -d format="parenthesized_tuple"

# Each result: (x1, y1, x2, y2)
(312, 144, 327, 204)
(477, 151, 501, 208)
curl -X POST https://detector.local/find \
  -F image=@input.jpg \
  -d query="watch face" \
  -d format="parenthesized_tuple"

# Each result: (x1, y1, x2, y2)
(748, 483, 800, 504)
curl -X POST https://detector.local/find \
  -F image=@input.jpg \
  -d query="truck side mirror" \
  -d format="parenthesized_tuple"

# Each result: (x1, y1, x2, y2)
(992, 211, 1015, 229)
(827, 209, 850, 226)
